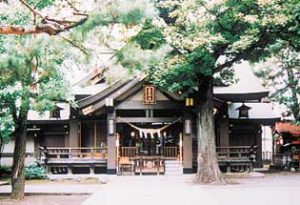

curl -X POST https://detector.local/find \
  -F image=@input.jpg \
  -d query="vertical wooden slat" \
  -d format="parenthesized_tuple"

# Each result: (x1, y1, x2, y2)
(78, 122, 82, 148)
(94, 121, 97, 149)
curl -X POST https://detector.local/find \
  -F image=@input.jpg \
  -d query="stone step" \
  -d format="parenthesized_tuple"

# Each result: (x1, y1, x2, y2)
(164, 160, 181, 165)
(165, 166, 183, 171)
(165, 169, 182, 173)
(165, 165, 181, 167)
(165, 172, 182, 176)
(165, 172, 183, 175)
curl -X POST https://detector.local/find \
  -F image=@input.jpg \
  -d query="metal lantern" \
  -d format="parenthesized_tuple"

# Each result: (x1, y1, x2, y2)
(108, 119, 115, 135)
(184, 119, 192, 135)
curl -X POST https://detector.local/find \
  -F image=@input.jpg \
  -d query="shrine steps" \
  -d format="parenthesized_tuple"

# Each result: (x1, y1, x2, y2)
(164, 160, 183, 175)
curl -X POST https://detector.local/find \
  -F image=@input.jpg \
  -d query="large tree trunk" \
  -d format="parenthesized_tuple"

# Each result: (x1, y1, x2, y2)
(11, 118, 27, 199)
(195, 78, 225, 184)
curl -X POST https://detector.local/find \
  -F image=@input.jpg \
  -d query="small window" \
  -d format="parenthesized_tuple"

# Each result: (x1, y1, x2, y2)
(50, 106, 62, 118)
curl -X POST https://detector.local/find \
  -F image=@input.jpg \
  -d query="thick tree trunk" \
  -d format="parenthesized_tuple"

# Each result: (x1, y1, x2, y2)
(11, 119, 27, 199)
(0, 139, 3, 167)
(195, 78, 225, 184)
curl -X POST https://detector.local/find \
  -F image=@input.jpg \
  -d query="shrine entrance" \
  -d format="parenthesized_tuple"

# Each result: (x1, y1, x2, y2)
(116, 121, 183, 175)
(117, 122, 182, 159)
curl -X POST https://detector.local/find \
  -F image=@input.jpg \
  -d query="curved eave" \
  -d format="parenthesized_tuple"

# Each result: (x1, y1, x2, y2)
(214, 91, 269, 102)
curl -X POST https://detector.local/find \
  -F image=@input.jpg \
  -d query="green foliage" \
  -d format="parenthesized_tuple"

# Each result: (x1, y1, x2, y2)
(114, 0, 300, 96)
(25, 165, 47, 180)
(131, 19, 165, 50)
(255, 46, 300, 121)
(26, 0, 56, 9)
(0, 166, 11, 177)
(0, 35, 70, 116)
(0, 113, 14, 145)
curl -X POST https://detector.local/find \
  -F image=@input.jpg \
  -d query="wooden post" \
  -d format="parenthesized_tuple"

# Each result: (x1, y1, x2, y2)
(107, 111, 117, 174)
(116, 133, 120, 175)
(157, 158, 160, 176)
(179, 132, 183, 165)
(69, 119, 80, 148)
(94, 121, 97, 149)
(78, 122, 82, 148)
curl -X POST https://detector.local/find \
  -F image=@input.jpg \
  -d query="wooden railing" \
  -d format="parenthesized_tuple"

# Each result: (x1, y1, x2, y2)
(39, 147, 108, 161)
(161, 146, 178, 159)
(119, 146, 179, 159)
(216, 146, 257, 172)
(120, 147, 138, 158)
(216, 146, 256, 161)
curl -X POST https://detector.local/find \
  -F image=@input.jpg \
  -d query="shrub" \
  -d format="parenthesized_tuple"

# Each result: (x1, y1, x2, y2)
(25, 165, 47, 180)
(0, 166, 11, 177)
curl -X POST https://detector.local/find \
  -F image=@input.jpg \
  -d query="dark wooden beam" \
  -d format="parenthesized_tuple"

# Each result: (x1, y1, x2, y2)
(116, 100, 183, 110)
(78, 79, 128, 108)
(28, 120, 69, 125)
(116, 117, 180, 123)
(229, 118, 280, 126)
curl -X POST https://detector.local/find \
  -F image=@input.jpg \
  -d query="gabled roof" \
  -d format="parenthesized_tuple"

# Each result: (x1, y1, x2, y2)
(73, 67, 106, 87)
(78, 76, 146, 115)
(77, 76, 184, 116)
(214, 62, 269, 101)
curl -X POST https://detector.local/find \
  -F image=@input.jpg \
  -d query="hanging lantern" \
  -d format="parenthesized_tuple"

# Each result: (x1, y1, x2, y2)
(105, 98, 114, 107)
(130, 131, 135, 138)
(108, 119, 115, 135)
(184, 119, 192, 135)
(236, 103, 251, 118)
(185, 98, 194, 107)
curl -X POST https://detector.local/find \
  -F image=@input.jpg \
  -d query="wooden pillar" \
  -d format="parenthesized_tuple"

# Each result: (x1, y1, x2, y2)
(219, 117, 229, 147)
(256, 125, 263, 168)
(69, 119, 79, 148)
(107, 111, 117, 174)
(183, 112, 193, 174)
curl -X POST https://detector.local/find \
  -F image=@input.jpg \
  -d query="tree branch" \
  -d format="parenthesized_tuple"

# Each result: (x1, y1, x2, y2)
(214, 54, 244, 73)
(0, 16, 88, 35)
(59, 34, 89, 55)
(0, 24, 60, 35)
(19, 0, 44, 19)
(0, 0, 88, 35)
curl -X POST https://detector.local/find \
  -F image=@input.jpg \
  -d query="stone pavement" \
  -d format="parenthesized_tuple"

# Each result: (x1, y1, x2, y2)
(83, 174, 300, 205)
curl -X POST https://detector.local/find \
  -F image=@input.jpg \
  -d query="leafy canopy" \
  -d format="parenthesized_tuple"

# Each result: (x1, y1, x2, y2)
(115, 0, 300, 96)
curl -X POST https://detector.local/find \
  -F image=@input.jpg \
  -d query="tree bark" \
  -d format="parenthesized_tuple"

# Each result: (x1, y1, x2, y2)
(0, 18, 87, 36)
(11, 120, 27, 199)
(0, 25, 59, 35)
(0, 138, 3, 167)
(195, 78, 226, 184)
(11, 112, 28, 199)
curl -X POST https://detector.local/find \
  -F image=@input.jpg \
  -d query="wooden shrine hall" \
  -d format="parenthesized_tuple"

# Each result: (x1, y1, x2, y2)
(27, 67, 280, 175)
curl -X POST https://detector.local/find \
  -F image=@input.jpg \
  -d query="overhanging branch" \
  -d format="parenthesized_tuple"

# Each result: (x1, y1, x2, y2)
(0, 0, 88, 35)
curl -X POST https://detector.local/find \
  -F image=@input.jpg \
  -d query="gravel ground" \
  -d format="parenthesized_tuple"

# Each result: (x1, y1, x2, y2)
(0, 195, 90, 205)
(83, 173, 300, 205)
(1, 173, 300, 205)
